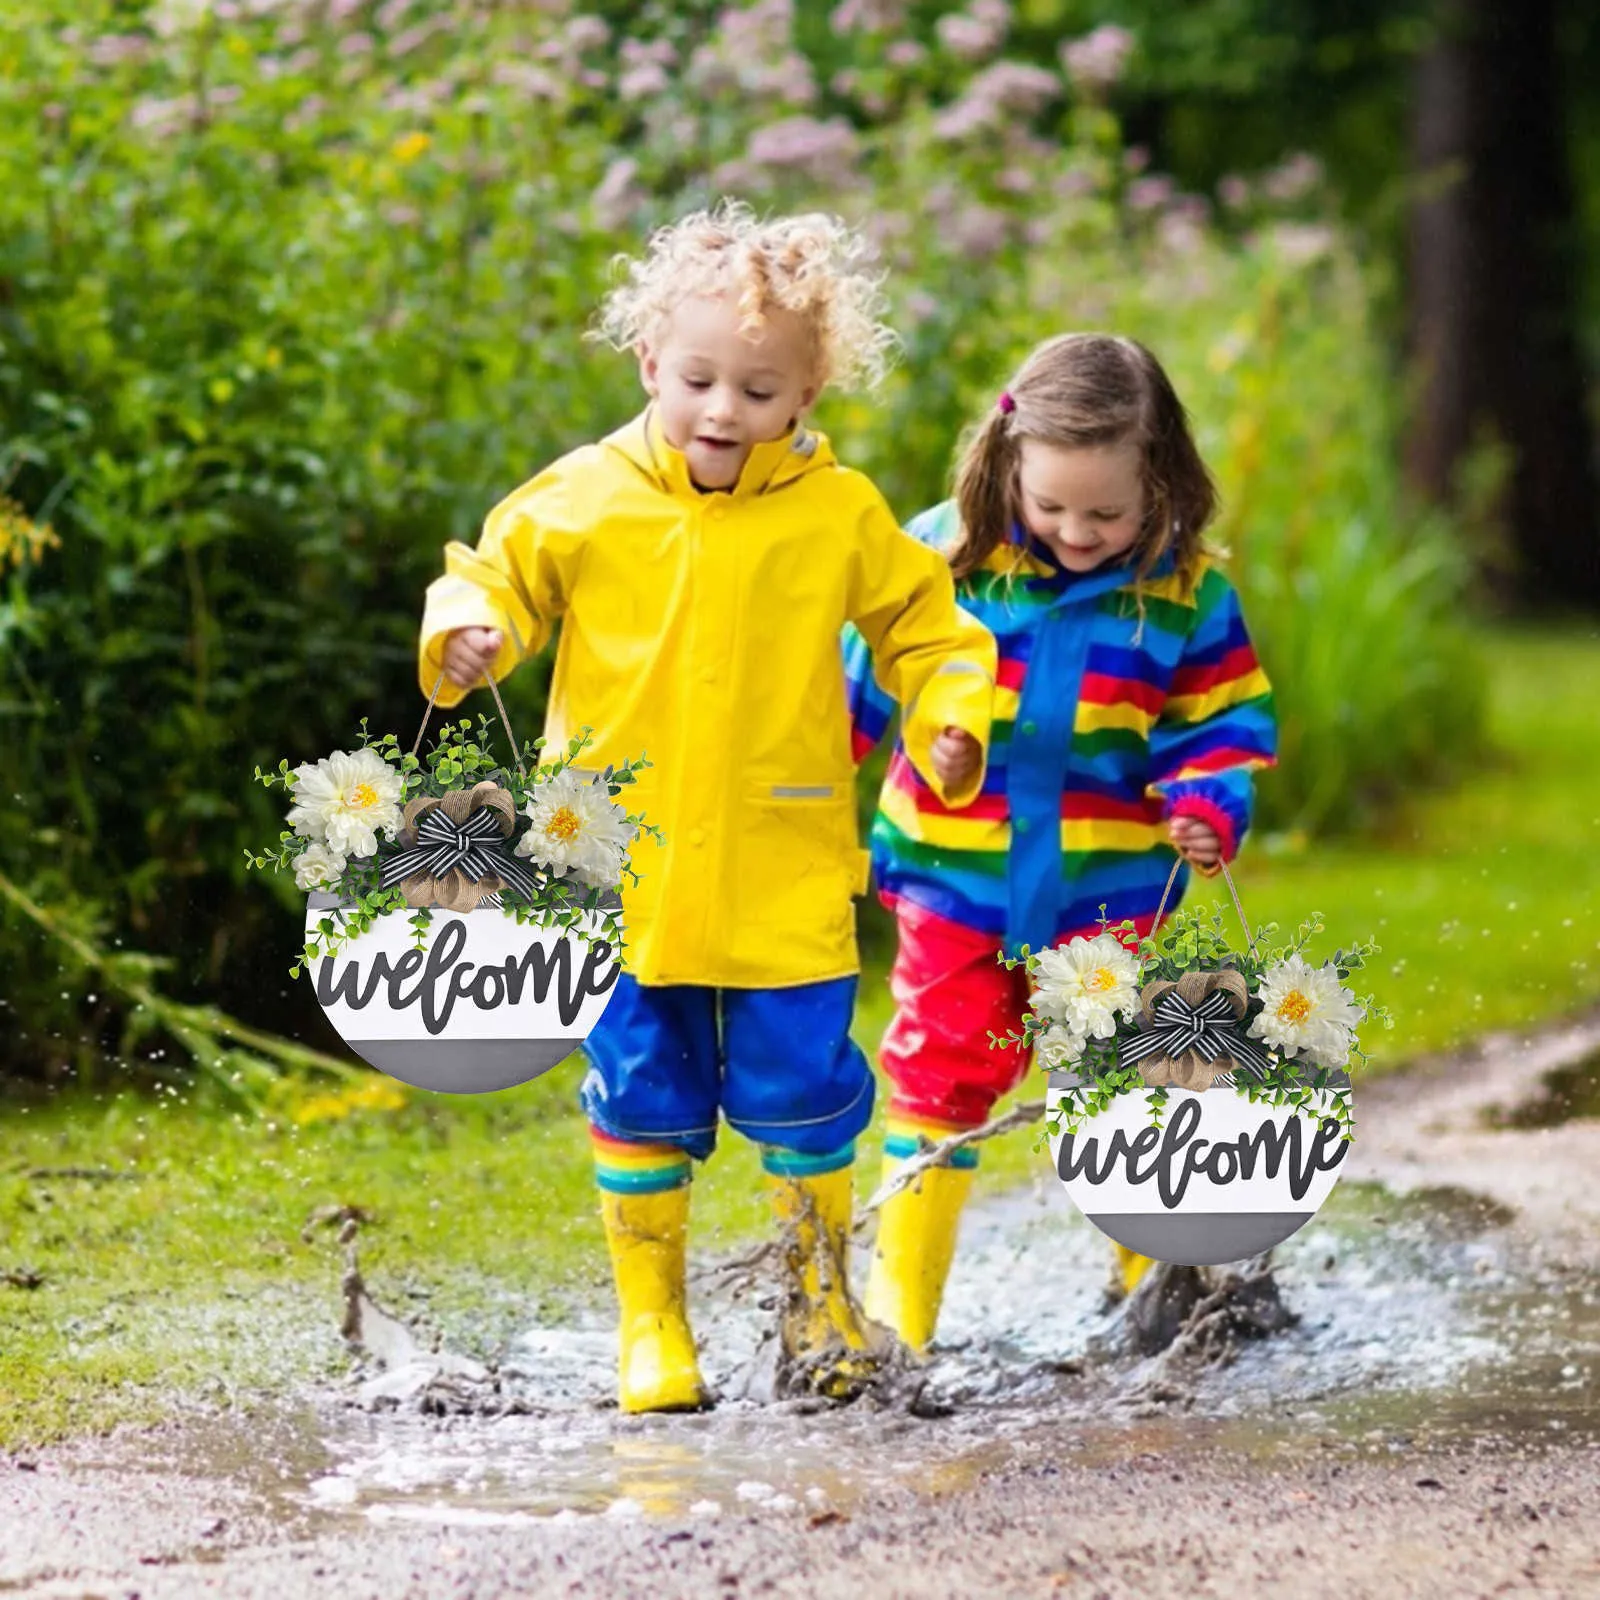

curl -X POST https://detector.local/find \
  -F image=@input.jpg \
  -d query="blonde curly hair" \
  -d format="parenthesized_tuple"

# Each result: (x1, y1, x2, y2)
(590, 199, 899, 393)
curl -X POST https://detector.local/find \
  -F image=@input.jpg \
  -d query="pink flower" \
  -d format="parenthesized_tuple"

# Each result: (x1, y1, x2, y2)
(1060, 24, 1134, 92)
(952, 204, 1009, 260)
(387, 21, 443, 58)
(490, 62, 562, 100)
(87, 34, 150, 68)
(747, 115, 858, 180)
(830, 0, 910, 30)
(1127, 175, 1174, 212)
(760, 53, 816, 105)
(1218, 174, 1251, 210)
(337, 32, 375, 58)
(932, 94, 990, 142)
(621, 38, 678, 69)
(593, 156, 644, 230)
(968, 60, 1058, 114)
(1054, 167, 1097, 200)
(886, 40, 926, 68)
(563, 15, 611, 52)
(1262, 152, 1324, 203)
(619, 63, 669, 98)
(936, 3, 1007, 63)
(1267, 222, 1335, 265)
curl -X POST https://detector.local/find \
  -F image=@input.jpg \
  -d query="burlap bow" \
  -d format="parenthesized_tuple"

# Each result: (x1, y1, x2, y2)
(378, 781, 536, 912)
(1117, 969, 1273, 1091)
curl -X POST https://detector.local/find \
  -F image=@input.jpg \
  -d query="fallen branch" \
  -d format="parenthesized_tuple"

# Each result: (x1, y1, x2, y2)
(860, 1098, 1047, 1216)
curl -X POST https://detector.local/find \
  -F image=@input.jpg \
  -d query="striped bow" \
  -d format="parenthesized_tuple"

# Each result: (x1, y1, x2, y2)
(1118, 985, 1274, 1082)
(380, 806, 539, 903)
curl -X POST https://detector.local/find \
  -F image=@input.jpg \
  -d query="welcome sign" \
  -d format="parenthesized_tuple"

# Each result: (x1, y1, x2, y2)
(305, 892, 622, 1093)
(1046, 1069, 1351, 1265)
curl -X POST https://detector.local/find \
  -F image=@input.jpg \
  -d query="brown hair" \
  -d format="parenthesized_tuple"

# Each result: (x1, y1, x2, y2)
(949, 333, 1217, 587)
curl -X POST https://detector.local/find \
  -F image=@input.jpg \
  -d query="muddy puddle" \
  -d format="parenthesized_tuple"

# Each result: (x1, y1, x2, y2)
(63, 1163, 1599, 1533)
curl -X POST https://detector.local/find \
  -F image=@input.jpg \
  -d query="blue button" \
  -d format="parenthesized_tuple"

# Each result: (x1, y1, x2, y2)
(1020, 720, 1038, 737)
(1014, 816, 1031, 835)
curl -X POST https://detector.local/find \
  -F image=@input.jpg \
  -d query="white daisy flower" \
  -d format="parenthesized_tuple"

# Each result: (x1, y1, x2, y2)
(287, 747, 405, 859)
(293, 840, 348, 892)
(1029, 932, 1142, 1036)
(516, 768, 638, 890)
(1248, 954, 1364, 1065)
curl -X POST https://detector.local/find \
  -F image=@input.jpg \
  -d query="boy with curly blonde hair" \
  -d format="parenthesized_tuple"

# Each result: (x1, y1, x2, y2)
(419, 200, 996, 1412)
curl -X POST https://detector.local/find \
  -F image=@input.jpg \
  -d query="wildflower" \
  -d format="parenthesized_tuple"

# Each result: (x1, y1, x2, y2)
(951, 204, 1009, 261)
(936, 12, 1002, 62)
(1060, 24, 1134, 93)
(1268, 222, 1336, 267)
(391, 130, 430, 164)
(563, 15, 611, 52)
(1127, 175, 1174, 212)
(287, 748, 404, 858)
(1218, 174, 1251, 211)
(967, 60, 1058, 114)
(0, 499, 61, 573)
(593, 157, 644, 231)
(1261, 152, 1324, 203)
(831, 0, 910, 31)
(747, 116, 858, 181)
(619, 62, 669, 98)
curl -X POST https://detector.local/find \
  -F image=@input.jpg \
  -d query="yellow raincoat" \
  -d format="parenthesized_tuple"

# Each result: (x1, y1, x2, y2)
(418, 408, 995, 987)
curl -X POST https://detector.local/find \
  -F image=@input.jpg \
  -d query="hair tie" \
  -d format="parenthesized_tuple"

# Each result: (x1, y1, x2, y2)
(997, 391, 1016, 415)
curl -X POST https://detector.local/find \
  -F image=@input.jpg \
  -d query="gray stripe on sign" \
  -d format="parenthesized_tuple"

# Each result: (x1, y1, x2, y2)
(1086, 1212, 1317, 1267)
(344, 1038, 584, 1095)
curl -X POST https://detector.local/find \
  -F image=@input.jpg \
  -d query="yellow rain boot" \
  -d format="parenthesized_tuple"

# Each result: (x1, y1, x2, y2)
(1113, 1242, 1157, 1297)
(863, 1157, 975, 1353)
(765, 1164, 877, 1394)
(598, 1186, 707, 1414)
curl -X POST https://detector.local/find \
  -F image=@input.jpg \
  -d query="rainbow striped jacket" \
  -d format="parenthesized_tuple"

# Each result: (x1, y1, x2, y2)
(843, 500, 1278, 955)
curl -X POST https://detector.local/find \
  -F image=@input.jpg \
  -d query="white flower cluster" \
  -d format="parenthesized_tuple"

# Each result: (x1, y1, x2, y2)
(287, 747, 405, 889)
(1029, 935, 1365, 1074)
(1028, 932, 1142, 1067)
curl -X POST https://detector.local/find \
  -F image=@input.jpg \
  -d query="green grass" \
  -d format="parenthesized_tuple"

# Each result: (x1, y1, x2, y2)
(2, 626, 1597, 1450)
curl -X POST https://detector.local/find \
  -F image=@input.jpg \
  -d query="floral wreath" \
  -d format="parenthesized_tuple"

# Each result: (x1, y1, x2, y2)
(245, 671, 658, 976)
(1002, 857, 1390, 1142)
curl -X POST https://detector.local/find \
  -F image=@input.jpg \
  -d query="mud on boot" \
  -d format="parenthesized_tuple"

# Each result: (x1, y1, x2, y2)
(766, 1165, 887, 1399)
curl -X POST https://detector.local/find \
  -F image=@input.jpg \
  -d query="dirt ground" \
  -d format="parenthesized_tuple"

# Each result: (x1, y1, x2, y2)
(5, 1009, 1600, 1600)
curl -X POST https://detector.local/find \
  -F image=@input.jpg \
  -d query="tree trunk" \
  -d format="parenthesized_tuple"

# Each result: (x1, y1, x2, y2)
(1404, 0, 1599, 609)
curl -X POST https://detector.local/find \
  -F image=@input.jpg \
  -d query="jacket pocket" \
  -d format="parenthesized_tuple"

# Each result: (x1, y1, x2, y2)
(736, 781, 861, 930)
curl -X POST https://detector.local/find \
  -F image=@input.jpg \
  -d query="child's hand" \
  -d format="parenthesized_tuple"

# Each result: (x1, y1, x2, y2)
(931, 726, 982, 789)
(1169, 815, 1223, 873)
(442, 626, 503, 690)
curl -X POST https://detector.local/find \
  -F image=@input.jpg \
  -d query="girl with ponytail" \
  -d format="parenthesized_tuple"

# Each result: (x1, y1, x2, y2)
(845, 333, 1278, 1350)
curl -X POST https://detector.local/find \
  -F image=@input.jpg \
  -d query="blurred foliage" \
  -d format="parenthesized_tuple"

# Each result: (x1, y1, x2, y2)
(0, 0, 1483, 1082)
